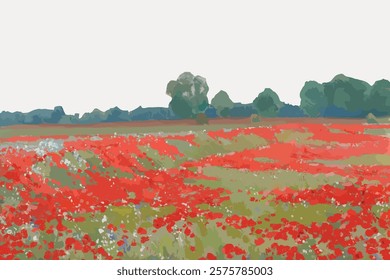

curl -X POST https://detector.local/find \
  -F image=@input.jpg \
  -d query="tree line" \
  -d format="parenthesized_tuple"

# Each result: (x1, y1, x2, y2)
(1, 72, 389, 126)
(167, 72, 390, 120)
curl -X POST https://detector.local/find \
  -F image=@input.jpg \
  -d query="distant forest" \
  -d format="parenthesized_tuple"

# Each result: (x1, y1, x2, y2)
(1, 73, 389, 126)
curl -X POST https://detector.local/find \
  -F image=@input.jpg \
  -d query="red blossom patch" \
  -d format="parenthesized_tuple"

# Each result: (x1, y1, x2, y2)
(1, 123, 390, 259)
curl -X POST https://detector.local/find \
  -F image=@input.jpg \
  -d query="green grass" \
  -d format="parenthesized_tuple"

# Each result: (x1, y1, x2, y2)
(187, 166, 351, 192)
(0, 123, 252, 138)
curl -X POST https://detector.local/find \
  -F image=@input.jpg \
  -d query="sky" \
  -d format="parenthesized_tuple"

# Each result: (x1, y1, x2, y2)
(1, 0, 389, 115)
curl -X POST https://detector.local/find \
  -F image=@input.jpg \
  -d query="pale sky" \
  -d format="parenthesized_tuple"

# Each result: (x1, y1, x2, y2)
(1, 0, 389, 115)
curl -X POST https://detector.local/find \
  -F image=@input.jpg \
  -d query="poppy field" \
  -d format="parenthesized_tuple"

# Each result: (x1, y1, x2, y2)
(0, 122, 389, 260)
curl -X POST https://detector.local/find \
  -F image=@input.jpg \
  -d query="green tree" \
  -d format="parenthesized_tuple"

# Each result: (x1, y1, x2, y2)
(366, 79, 390, 116)
(211, 90, 234, 117)
(253, 88, 283, 117)
(323, 74, 370, 117)
(299, 81, 327, 117)
(166, 72, 209, 119)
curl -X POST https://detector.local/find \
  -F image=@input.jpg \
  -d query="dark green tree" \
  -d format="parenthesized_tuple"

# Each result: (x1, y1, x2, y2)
(323, 74, 370, 117)
(299, 81, 327, 117)
(253, 88, 283, 117)
(166, 72, 209, 119)
(49, 106, 66, 123)
(366, 79, 390, 116)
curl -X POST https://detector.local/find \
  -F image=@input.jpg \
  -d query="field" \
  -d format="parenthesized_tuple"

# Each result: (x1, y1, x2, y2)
(0, 120, 390, 260)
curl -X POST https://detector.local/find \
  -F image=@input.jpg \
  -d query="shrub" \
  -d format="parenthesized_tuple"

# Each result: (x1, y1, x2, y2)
(366, 113, 379, 124)
(195, 113, 209, 125)
(250, 114, 261, 123)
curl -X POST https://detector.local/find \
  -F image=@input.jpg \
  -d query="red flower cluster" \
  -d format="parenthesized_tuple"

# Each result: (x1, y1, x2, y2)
(0, 123, 389, 259)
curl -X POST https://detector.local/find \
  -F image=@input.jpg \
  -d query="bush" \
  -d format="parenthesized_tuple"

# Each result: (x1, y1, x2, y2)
(250, 114, 261, 123)
(366, 113, 379, 124)
(195, 113, 209, 125)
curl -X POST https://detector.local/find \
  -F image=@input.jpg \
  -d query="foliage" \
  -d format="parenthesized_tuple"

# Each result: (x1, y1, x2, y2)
(166, 72, 209, 118)
(322, 74, 370, 117)
(229, 103, 258, 118)
(299, 75, 390, 118)
(366, 113, 379, 124)
(1, 74, 390, 126)
(250, 114, 260, 123)
(195, 113, 209, 124)
(211, 90, 234, 117)
(278, 104, 305, 118)
(366, 79, 390, 116)
(253, 88, 283, 117)
(300, 81, 327, 117)
(22, 106, 66, 124)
